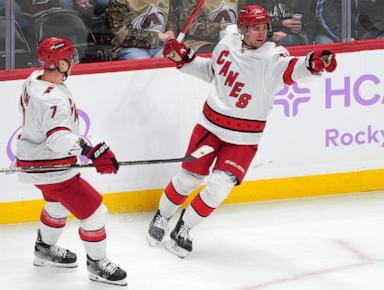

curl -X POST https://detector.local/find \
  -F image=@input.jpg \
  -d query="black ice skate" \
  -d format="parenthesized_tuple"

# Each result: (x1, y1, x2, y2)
(166, 209, 192, 258)
(147, 210, 170, 246)
(33, 229, 77, 268)
(87, 255, 127, 286)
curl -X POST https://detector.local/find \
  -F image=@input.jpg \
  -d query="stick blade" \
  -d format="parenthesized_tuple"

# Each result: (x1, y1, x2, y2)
(190, 145, 214, 159)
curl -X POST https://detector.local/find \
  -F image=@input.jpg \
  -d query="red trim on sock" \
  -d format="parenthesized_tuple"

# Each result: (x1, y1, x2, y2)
(40, 209, 67, 228)
(191, 193, 215, 217)
(164, 181, 188, 205)
(79, 227, 106, 242)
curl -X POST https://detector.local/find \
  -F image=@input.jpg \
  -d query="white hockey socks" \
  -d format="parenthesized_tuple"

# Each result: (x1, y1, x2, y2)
(39, 202, 69, 245)
(79, 203, 108, 260)
(159, 169, 205, 218)
(183, 170, 236, 228)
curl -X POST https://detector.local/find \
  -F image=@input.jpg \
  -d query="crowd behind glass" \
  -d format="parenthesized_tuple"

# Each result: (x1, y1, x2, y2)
(1, 0, 383, 70)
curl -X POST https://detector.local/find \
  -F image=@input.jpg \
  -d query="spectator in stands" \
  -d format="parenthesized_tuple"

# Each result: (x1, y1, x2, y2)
(74, 0, 110, 16)
(107, 0, 178, 60)
(177, 0, 249, 53)
(47, 0, 110, 13)
(7, 1, 75, 31)
(254, 0, 316, 46)
(315, 0, 359, 43)
(358, 0, 384, 40)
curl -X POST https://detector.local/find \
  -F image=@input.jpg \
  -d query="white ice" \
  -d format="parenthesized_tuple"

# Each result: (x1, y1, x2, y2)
(1, 191, 384, 290)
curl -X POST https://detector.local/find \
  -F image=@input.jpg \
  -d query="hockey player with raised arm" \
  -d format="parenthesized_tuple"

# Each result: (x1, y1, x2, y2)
(16, 37, 127, 286)
(147, 5, 337, 258)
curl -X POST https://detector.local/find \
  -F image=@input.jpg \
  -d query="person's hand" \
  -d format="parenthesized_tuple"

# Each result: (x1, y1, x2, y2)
(282, 19, 302, 33)
(159, 30, 176, 43)
(305, 50, 337, 74)
(83, 142, 119, 174)
(272, 31, 287, 42)
(163, 39, 196, 69)
(75, 0, 93, 9)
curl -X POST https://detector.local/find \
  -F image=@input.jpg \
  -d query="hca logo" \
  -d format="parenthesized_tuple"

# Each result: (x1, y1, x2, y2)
(274, 83, 311, 117)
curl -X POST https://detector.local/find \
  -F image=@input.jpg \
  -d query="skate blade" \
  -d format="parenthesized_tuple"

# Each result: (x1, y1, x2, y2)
(89, 273, 127, 286)
(33, 256, 77, 268)
(146, 234, 160, 247)
(165, 240, 188, 259)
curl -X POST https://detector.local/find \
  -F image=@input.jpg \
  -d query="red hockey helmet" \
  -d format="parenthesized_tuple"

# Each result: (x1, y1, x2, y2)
(238, 5, 272, 41)
(239, 5, 270, 27)
(38, 37, 79, 69)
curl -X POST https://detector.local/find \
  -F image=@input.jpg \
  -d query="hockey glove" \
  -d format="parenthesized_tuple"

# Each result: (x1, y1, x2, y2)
(305, 50, 337, 74)
(82, 142, 119, 174)
(163, 39, 196, 69)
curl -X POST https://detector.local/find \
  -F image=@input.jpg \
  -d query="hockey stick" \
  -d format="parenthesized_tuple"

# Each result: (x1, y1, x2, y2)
(0, 145, 214, 173)
(176, 0, 206, 42)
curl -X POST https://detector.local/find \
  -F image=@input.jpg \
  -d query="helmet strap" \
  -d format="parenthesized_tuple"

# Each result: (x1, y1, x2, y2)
(62, 72, 68, 81)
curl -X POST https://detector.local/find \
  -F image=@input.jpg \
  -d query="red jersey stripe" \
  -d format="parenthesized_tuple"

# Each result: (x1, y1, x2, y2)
(203, 102, 266, 133)
(46, 127, 71, 137)
(16, 156, 77, 168)
(283, 58, 299, 85)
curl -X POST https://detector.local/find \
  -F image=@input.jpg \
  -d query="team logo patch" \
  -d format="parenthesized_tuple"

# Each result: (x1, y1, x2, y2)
(51, 43, 65, 50)
(131, 4, 166, 33)
(208, 1, 237, 25)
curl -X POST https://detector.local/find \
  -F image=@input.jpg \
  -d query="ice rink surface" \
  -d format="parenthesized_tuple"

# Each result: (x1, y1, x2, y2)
(1, 191, 384, 290)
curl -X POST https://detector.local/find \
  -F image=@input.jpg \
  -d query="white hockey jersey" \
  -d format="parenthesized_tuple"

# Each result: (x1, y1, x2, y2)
(181, 32, 314, 145)
(16, 70, 84, 185)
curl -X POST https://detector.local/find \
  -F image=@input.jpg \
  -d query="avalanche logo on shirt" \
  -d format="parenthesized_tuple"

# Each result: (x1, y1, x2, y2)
(131, 3, 166, 32)
(207, 1, 237, 25)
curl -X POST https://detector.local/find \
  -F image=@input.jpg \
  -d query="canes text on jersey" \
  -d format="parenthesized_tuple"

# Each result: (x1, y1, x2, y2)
(217, 50, 252, 109)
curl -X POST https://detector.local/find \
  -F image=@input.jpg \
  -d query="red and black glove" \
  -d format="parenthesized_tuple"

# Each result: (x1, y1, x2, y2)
(305, 50, 337, 74)
(82, 142, 119, 174)
(163, 39, 196, 69)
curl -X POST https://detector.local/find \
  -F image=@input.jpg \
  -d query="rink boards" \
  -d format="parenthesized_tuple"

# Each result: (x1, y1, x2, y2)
(0, 41, 383, 224)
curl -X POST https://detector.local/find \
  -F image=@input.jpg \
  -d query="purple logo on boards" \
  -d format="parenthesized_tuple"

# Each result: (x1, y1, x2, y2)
(325, 126, 384, 148)
(6, 109, 92, 172)
(274, 83, 311, 117)
(325, 74, 383, 108)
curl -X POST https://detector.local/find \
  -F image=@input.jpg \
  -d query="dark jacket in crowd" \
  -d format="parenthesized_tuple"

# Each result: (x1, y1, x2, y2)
(253, 0, 317, 43)
(316, 0, 359, 41)
(316, 0, 384, 41)
(16, 0, 61, 15)
(358, 0, 384, 39)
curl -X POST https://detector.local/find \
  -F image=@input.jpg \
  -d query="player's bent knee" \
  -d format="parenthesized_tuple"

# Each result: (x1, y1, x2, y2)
(172, 168, 205, 194)
(80, 203, 108, 231)
(201, 170, 237, 207)
(44, 201, 70, 218)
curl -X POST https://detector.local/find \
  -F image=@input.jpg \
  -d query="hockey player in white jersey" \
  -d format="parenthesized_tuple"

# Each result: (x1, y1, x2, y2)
(147, 5, 337, 258)
(16, 37, 127, 286)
